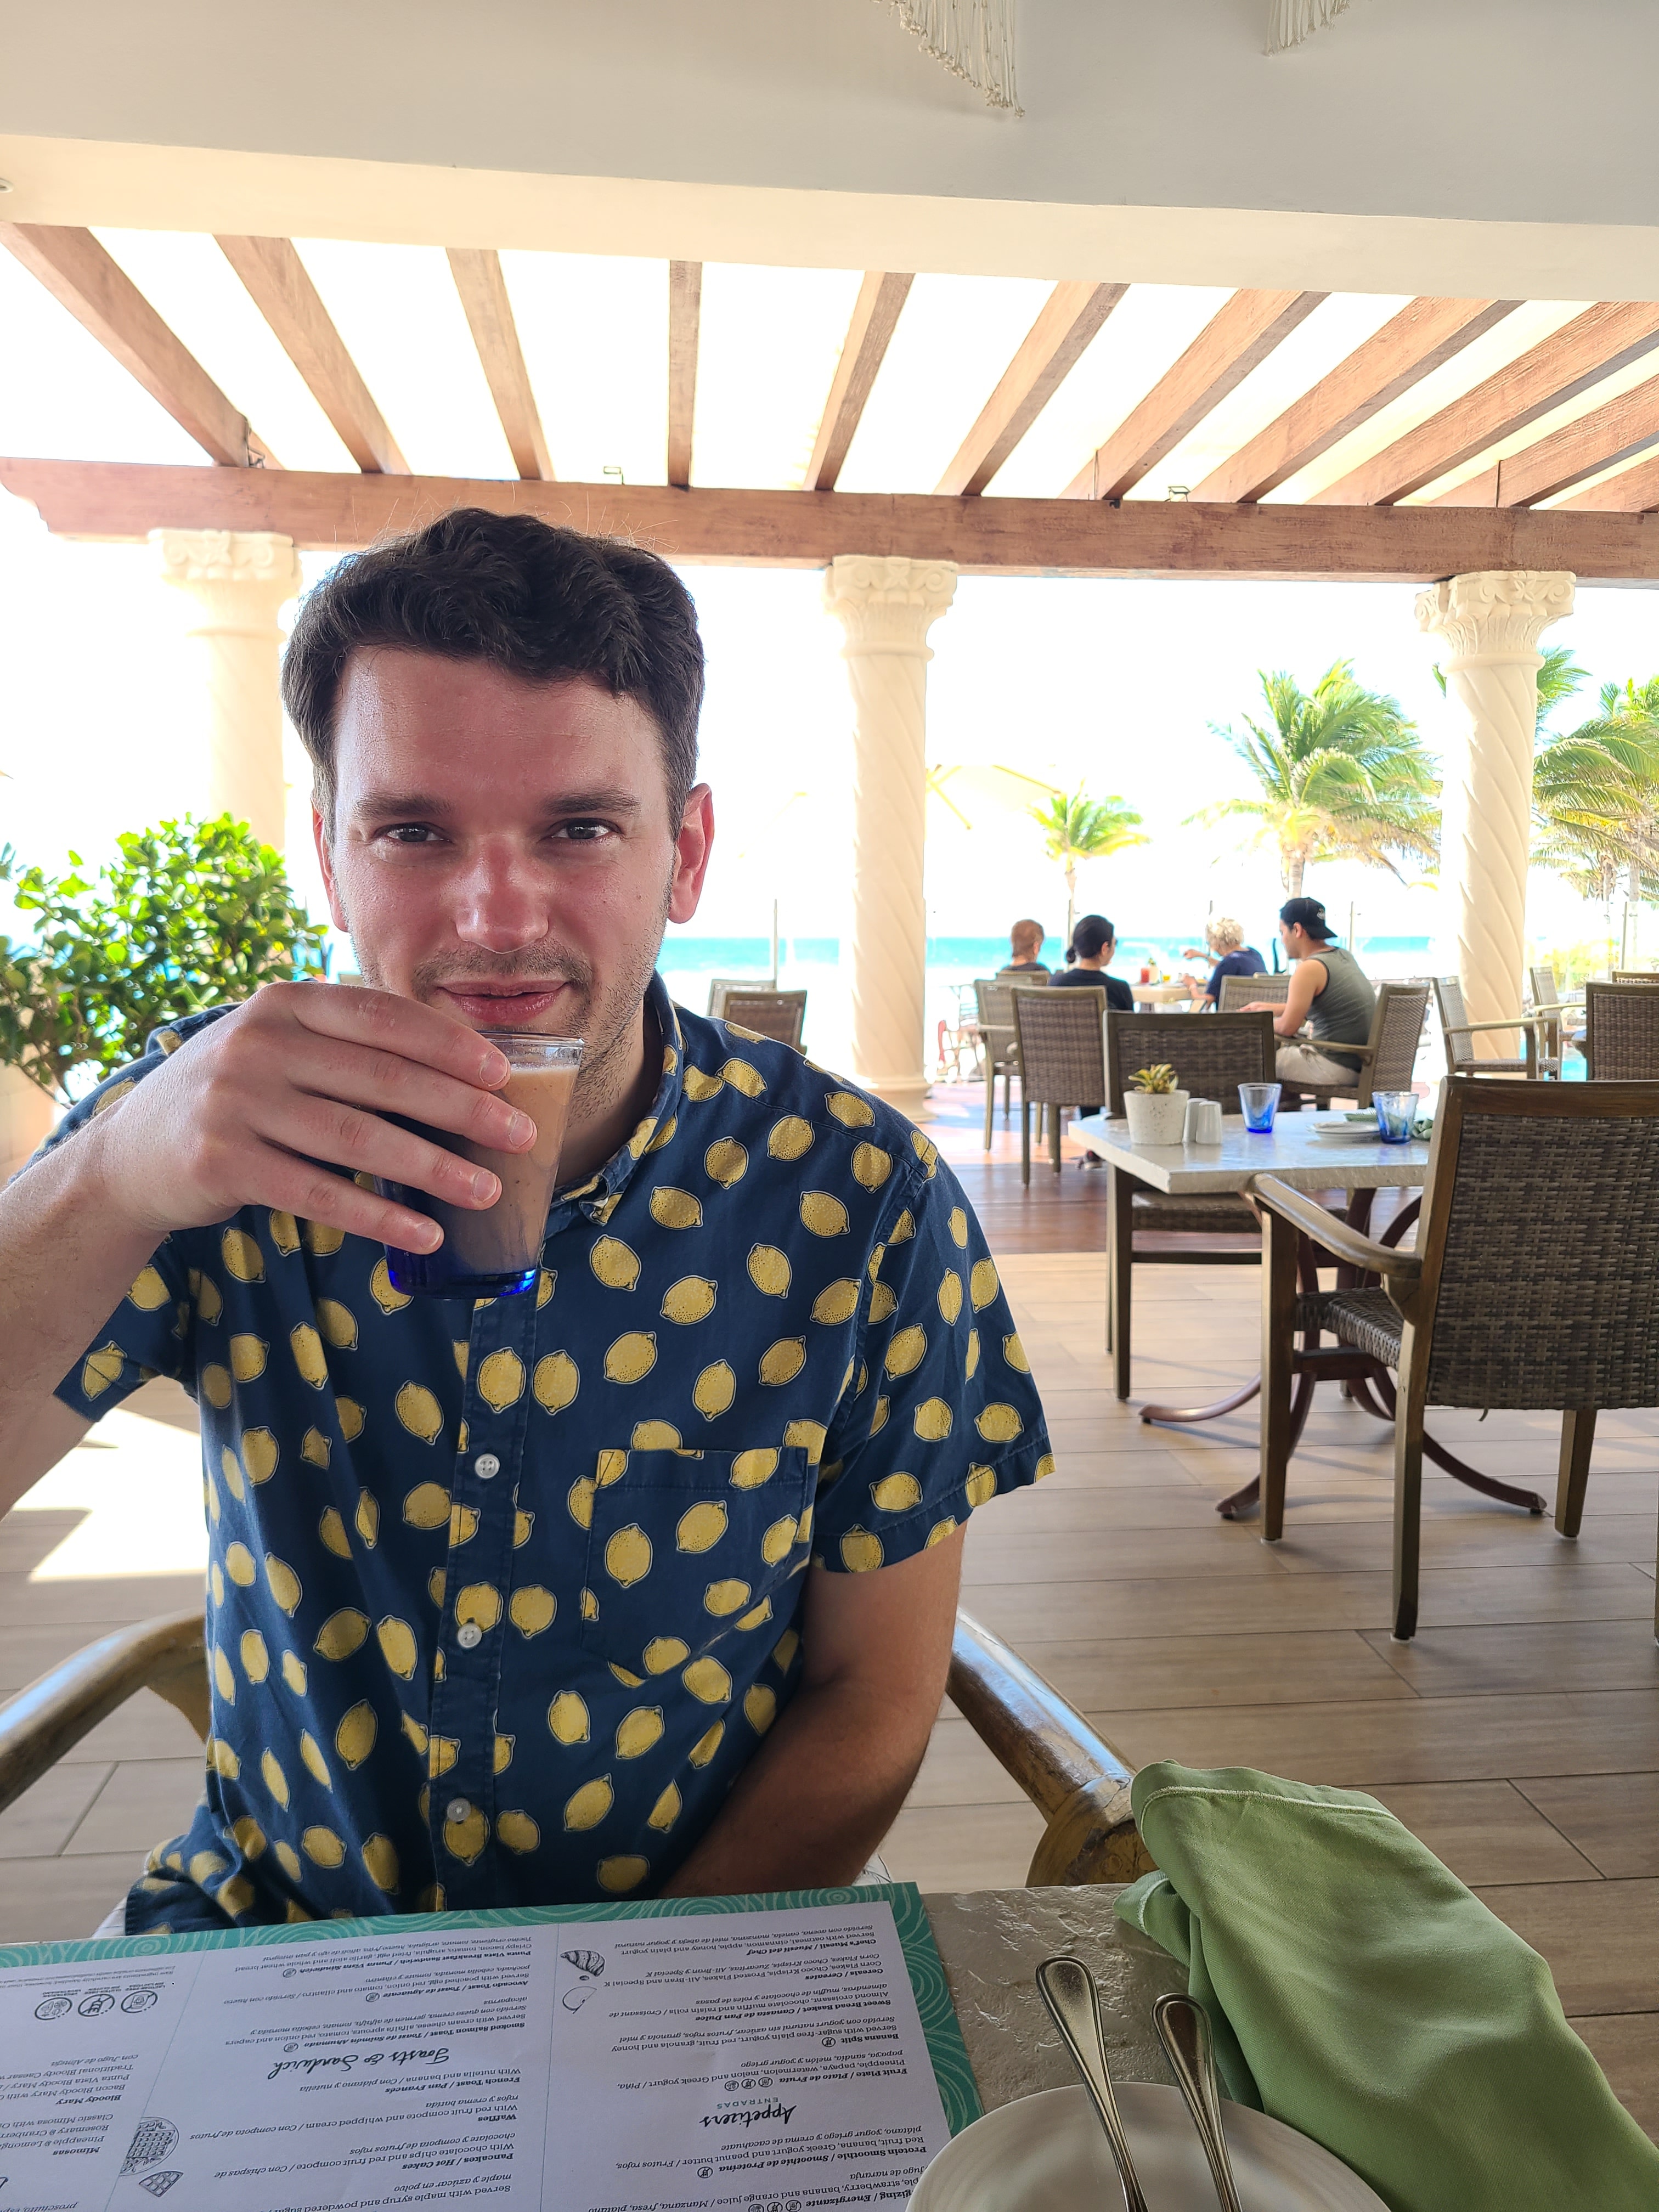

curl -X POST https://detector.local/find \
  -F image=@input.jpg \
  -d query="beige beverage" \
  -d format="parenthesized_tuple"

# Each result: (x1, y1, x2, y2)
(378, 1034, 584, 1296)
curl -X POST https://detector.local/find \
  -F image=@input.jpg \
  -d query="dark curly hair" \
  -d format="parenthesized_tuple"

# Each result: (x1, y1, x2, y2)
(281, 507, 704, 826)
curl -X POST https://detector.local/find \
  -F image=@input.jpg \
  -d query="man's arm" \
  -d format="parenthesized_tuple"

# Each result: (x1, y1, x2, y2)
(659, 1527, 966, 1895)
(1246, 960, 1322, 1036)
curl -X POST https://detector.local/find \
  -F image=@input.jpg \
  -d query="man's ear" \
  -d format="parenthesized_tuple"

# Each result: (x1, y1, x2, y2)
(313, 803, 351, 933)
(668, 784, 715, 924)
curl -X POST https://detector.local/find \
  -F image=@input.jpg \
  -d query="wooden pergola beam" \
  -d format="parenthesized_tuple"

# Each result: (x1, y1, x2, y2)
(667, 261, 701, 489)
(1190, 296, 1519, 506)
(2, 223, 269, 469)
(936, 280, 1126, 498)
(1431, 371, 1659, 510)
(1556, 450, 1659, 515)
(807, 272, 913, 492)
(1062, 289, 1327, 503)
(447, 247, 553, 483)
(216, 234, 405, 476)
(6, 456, 1658, 581)
(1312, 300, 1659, 507)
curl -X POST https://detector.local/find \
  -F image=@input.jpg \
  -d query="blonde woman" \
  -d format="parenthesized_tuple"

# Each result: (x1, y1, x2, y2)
(1183, 915, 1267, 1007)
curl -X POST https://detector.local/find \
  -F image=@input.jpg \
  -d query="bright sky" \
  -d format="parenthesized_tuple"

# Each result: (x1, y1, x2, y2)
(4, 238, 1659, 975)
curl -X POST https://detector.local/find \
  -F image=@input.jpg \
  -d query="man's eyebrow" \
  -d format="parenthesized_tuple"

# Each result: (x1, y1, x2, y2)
(348, 787, 644, 820)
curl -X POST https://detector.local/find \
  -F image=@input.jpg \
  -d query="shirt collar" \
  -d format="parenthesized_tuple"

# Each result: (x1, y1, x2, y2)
(546, 973, 685, 1230)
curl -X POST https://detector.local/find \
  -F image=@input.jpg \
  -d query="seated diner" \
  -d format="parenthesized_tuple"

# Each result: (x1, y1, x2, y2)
(1243, 895, 1376, 1086)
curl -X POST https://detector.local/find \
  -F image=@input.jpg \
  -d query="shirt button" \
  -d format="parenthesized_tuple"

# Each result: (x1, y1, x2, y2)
(456, 1622, 483, 1650)
(446, 1798, 472, 1825)
(474, 1452, 501, 1480)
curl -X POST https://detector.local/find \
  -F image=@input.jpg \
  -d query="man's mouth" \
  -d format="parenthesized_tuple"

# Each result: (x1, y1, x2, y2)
(429, 980, 577, 1029)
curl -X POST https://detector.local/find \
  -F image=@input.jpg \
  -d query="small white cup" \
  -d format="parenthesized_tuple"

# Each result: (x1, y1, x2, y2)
(1184, 1096, 1223, 1145)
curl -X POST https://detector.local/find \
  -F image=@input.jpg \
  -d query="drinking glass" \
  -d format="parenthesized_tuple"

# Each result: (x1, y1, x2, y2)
(377, 1032, 584, 1297)
(1373, 1089, 1417, 1144)
(1239, 1081, 1281, 1133)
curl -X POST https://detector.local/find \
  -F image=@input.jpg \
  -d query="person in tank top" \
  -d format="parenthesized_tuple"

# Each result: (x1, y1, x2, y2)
(1240, 896, 1377, 1087)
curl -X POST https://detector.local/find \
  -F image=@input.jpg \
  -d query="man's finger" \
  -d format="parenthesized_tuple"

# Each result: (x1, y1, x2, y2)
(245, 1094, 504, 1209)
(294, 1039, 534, 1153)
(283, 981, 512, 1090)
(255, 1148, 448, 1252)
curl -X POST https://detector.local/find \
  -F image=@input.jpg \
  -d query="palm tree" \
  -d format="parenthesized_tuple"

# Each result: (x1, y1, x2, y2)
(1192, 661, 1438, 897)
(1025, 786, 1148, 946)
(1433, 641, 1588, 737)
(1533, 678, 1659, 964)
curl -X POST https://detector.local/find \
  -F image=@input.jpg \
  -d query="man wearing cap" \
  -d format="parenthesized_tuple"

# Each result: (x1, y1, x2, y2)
(1244, 898, 1376, 1086)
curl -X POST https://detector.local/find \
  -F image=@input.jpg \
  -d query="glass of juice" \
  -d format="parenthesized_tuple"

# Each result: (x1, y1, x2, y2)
(376, 1033, 584, 1297)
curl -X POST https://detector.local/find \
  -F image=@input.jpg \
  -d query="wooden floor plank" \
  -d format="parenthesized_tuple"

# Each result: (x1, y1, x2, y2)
(1364, 1781, 1602, 1887)
(1477, 1879, 1659, 2016)
(1513, 1773, 1659, 1878)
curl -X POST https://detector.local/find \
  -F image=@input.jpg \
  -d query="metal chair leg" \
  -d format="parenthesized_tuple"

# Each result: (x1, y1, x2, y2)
(1555, 1408, 1596, 1537)
(1392, 1341, 1427, 1641)
(984, 1065, 995, 1150)
(1259, 1209, 1299, 1542)
(1020, 1096, 1031, 1187)
(1107, 1169, 1132, 1400)
(1049, 1102, 1063, 1174)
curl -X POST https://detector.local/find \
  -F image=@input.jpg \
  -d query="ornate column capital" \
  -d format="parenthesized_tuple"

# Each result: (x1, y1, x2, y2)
(151, 528, 301, 597)
(823, 555, 957, 656)
(1414, 568, 1575, 667)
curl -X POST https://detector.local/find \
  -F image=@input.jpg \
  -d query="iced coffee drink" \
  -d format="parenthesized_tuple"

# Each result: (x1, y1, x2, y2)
(378, 1033, 584, 1296)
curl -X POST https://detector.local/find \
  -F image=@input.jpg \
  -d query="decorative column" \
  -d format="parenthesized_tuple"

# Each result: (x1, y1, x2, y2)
(1415, 569, 1575, 1056)
(823, 555, 957, 1118)
(153, 528, 301, 848)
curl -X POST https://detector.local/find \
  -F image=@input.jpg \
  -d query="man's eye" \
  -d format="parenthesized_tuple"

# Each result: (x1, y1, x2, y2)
(557, 822, 614, 844)
(382, 825, 438, 844)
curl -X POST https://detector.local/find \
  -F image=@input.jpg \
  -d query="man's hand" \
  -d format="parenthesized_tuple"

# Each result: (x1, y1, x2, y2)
(97, 981, 537, 1255)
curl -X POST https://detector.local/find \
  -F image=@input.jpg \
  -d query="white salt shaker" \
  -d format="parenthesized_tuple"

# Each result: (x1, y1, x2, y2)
(1183, 1096, 1223, 1145)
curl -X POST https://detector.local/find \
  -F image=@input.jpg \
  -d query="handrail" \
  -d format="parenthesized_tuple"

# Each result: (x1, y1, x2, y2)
(949, 1610, 1154, 1886)
(0, 1609, 206, 1818)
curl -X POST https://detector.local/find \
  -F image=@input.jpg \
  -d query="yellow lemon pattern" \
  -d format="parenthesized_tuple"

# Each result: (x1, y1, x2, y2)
(53, 986, 1046, 1934)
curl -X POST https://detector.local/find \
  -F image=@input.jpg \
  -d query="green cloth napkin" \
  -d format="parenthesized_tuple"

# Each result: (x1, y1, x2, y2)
(1114, 1760, 1659, 2212)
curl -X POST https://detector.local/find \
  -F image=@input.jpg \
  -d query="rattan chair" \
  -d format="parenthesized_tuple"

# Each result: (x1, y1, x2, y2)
(1432, 974, 1539, 1076)
(1584, 983, 1659, 1079)
(1526, 964, 1572, 1076)
(706, 976, 769, 1018)
(974, 978, 1025, 1147)
(1254, 1074, 1659, 1640)
(1010, 985, 1105, 1182)
(720, 989, 807, 1051)
(1216, 970, 1291, 1013)
(1611, 970, 1659, 985)
(1279, 979, 1432, 1109)
(1101, 1010, 1278, 1399)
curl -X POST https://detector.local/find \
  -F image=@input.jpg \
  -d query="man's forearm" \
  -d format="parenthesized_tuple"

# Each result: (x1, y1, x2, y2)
(658, 1674, 930, 1897)
(0, 1127, 157, 1505)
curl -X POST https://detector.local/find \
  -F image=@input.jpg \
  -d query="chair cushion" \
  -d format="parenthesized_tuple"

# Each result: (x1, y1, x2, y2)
(1133, 1190, 1257, 1234)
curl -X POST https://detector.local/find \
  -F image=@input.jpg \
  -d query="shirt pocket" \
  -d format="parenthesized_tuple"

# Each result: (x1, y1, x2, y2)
(578, 1446, 815, 1675)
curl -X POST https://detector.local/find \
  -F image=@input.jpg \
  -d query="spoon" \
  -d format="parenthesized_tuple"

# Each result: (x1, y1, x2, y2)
(1035, 1954, 1150, 2212)
(1153, 1991, 1245, 2212)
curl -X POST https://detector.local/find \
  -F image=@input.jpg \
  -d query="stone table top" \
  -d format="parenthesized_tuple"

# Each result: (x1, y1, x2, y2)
(1072, 1111, 1430, 1194)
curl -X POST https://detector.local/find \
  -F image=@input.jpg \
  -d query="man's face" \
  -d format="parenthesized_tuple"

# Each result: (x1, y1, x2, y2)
(1279, 922, 1301, 958)
(315, 652, 712, 1073)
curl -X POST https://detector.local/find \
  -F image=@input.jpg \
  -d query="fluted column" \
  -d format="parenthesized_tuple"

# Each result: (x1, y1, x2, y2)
(153, 528, 301, 848)
(1416, 569, 1575, 1057)
(823, 555, 957, 1117)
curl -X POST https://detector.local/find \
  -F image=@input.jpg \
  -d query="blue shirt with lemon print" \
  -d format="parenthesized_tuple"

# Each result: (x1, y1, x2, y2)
(40, 977, 1051, 1931)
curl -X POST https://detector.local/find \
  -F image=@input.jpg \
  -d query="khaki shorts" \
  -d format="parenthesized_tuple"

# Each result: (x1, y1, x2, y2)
(1277, 1041, 1363, 1087)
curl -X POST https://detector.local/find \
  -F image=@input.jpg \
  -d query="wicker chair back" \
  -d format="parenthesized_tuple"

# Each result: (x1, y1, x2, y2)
(1216, 970, 1290, 1013)
(1105, 1012, 1276, 1115)
(1611, 970, 1659, 986)
(1419, 1076, 1659, 1409)
(1368, 979, 1431, 1094)
(1584, 983, 1659, 1080)
(720, 991, 807, 1049)
(1010, 986, 1106, 1108)
(974, 979, 1018, 1071)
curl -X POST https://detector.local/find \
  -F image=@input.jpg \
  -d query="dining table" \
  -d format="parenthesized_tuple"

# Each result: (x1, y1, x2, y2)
(1069, 1109, 1546, 1522)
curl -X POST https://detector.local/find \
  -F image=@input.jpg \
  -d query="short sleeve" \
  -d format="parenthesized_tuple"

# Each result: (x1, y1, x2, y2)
(29, 1031, 206, 1417)
(814, 1135, 1050, 1574)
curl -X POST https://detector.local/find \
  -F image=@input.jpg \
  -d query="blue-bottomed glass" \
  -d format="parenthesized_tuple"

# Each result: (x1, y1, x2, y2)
(1374, 1090, 1417, 1144)
(1239, 1081, 1282, 1133)
(376, 1032, 584, 1297)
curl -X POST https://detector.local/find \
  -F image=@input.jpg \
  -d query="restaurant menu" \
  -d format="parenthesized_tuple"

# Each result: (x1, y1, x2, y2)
(0, 1889, 973, 2211)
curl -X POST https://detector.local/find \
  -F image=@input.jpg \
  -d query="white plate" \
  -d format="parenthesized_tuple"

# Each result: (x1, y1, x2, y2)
(909, 2081, 1387, 2211)
(1308, 1116, 1380, 1138)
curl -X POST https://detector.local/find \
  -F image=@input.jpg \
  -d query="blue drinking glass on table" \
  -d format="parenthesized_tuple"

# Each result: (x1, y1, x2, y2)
(1373, 1089, 1417, 1144)
(1239, 1081, 1281, 1133)
(375, 1032, 584, 1297)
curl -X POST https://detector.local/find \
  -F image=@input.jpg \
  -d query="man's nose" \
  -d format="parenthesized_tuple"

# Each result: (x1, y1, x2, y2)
(450, 845, 553, 953)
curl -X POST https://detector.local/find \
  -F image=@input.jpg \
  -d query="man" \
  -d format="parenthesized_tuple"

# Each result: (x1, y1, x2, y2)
(1000, 919, 1048, 974)
(1049, 915, 1133, 1012)
(1182, 917, 1267, 1009)
(0, 510, 1049, 1934)
(1244, 896, 1376, 1084)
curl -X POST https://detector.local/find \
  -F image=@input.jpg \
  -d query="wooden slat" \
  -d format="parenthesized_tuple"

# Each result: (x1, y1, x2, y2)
(936, 280, 1126, 498)
(2, 223, 266, 468)
(216, 234, 405, 476)
(1190, 296, 1519, 506)
(1430, 372, 1659, 510)
(807, 271, 914, 491)
(1556, 450, 1659, 515)
(1312, 301, 1659, 506)
(8, 456, 1659, 580)
(1062, 290, 1327, 502)
(667, 260, 701, 489)
(446, 247, 552, 482)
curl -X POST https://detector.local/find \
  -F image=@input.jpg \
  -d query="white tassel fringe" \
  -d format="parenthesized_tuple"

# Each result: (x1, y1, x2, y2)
(880, 0, 1020, 113)
(1266, 0, 1354, 53)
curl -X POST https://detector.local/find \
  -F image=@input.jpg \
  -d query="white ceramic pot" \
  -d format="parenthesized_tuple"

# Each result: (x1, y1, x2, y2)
(1123, 1088, 1189, 1146)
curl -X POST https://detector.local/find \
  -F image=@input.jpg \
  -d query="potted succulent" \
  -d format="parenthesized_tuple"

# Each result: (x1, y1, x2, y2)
(1, 815, 328, 1178)
(1123, 1062, 1189, 1146)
